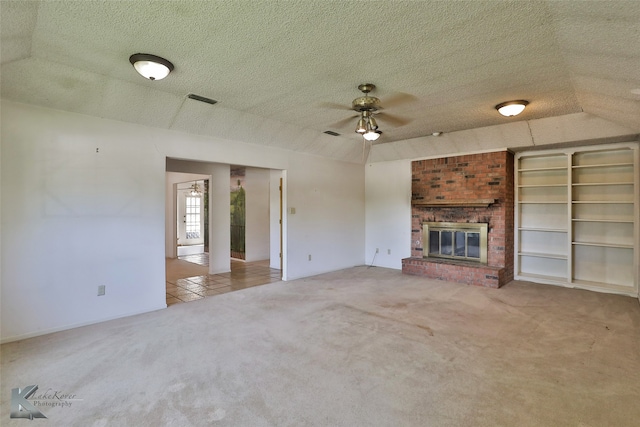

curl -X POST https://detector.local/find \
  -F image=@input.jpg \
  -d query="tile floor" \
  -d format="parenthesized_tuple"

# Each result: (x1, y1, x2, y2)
(166, 255, 282, 306)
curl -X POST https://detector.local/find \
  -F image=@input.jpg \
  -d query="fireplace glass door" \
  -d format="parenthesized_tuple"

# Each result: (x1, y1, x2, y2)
(424, 222, 488, 263)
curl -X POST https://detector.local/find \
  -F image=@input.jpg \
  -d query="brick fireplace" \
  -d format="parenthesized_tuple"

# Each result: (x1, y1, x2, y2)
(402, 151, 514, 288)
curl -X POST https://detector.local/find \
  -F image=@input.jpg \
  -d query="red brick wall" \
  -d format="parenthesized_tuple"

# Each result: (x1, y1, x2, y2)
(403, 151, 514, 287)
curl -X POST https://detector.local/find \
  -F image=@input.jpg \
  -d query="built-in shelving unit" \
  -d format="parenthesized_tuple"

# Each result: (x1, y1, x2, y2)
(516, 152, 569, 281)
(515, 143, 639, 295)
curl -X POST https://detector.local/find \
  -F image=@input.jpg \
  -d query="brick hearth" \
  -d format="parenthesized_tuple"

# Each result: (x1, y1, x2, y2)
(402, 151, 514, 288)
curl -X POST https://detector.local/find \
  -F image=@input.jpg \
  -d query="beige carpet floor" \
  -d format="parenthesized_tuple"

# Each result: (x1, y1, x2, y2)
(2, 266, 639, 426)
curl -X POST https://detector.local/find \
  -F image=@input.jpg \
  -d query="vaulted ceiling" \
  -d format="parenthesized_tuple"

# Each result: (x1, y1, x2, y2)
(2, 1, 639, 163)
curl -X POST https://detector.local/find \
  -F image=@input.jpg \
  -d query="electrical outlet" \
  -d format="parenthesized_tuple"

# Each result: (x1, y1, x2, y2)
(376, 248, 379, 253)
(387, 249, 391, 255)
(308, 254, 312, 261)
(98, 285, 105, 296)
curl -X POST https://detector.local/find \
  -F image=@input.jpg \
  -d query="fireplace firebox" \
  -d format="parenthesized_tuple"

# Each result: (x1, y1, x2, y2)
(423, 222, 488, 264)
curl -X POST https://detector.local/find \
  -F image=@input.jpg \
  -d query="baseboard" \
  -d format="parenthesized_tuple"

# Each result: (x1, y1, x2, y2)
(0, 304, 168, 344)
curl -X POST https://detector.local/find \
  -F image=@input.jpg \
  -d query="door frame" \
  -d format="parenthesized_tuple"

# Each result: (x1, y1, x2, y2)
(177, 185, 205, 247)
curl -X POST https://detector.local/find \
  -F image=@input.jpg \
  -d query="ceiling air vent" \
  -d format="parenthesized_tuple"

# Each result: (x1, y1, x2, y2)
(187, 94, 218, 105)
(323, 130, 340, 136)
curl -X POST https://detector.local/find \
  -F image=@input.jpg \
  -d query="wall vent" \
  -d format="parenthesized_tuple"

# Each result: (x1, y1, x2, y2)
(323, 130, 340, 136)
(187, 94, 218, 105)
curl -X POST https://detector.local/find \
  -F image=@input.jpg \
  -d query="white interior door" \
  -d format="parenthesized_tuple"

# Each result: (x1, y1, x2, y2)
(177, 188, 204, 246)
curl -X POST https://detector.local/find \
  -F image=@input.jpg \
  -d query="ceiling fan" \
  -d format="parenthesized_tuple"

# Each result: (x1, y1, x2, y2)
(323, 83, 415, 143)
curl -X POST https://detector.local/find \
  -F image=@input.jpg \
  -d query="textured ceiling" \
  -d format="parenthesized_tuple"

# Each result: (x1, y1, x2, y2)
(2, 0, 639, 162)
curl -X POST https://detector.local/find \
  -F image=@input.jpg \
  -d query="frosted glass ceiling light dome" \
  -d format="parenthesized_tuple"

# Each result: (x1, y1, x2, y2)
(363, 130, 381, 141)
(129, 53, 174, 80)
(495, 100, 529, 117)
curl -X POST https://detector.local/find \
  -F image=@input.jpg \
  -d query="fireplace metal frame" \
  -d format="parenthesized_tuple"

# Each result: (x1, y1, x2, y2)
(423, 222, 488, 264)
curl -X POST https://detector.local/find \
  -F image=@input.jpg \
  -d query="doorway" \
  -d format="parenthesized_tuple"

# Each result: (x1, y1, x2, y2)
(177, 180, 206, 256)
(165, 161, 285, 282)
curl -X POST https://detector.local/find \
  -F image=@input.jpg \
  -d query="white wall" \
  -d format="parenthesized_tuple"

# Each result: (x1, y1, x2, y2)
(1, 102, 167, 342)
(285, 157, 365, 280)
(369, 113, 638, 163)
(167, 161, 232, 274)
(1, 101, 364, 342)
(208, 163, 232, 274)
(244, 168, 271, 262)
(167, 160, 232, 274)
(364, 160, 413, 269)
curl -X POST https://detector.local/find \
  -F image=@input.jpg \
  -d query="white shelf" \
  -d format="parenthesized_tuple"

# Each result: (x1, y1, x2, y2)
(571, 279, 635, 294)
(572, 182, 634, 186)
(519, 166, 567, 172)
(519, 184, 567, 188)
(572, 242, 634, 249)
(516, 272, 567, 282)
(572, 162, 633, 169)
(572, 219, 634, 223)
(572, 200, 633, 204)
(519, 201, 568, 204)
(519, 227, 567, 232)
(519, 251, 567, 260)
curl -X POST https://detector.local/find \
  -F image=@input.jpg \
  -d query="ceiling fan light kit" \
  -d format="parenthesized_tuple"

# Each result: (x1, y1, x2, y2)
(350, 84, 386, 139)
(355, 116, 367, 134)
(129, 53, 174, 80)
(495, 100, 529, 117)
(325, 83, 414, 144)
(189, 181, 202, 196)
(363, 130, 381, 141)
(368, 116, 378, 130)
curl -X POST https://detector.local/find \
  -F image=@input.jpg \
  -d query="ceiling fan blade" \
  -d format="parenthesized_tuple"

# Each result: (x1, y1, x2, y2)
(375, 112, 412, 127)
(362, 139, 372, 162)
(318, 102, 353, 111)
(380, 92, 418, 109)
(327, 114, 359, 129)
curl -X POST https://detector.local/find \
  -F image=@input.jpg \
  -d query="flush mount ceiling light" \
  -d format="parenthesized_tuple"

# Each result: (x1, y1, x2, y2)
(495, 100, 529, 117)
(129, 53, 174, 80)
